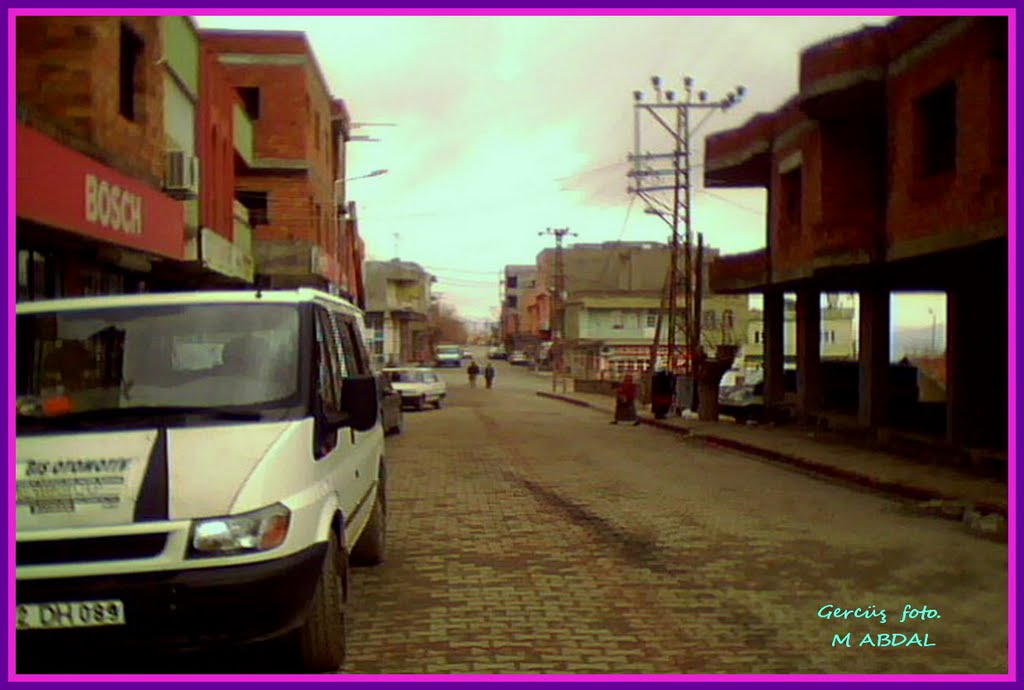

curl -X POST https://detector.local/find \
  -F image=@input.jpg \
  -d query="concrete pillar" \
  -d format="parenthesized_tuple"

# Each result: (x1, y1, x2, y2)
(795, 288, 821, 419)
(763, 290, 786, 406)
(945, 286, 966, 447)
(858, 286, 889, 428)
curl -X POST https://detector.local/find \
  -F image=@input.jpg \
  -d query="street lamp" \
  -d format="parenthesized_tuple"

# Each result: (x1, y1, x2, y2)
(927, 307, 937, 353)
(345, 168, 389, 182)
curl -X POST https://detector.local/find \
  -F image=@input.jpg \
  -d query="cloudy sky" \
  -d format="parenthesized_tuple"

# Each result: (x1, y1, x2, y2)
(194, 13, 948, 328)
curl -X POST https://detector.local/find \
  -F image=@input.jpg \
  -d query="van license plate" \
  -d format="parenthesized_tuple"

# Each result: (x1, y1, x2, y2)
(17, 600, 126, 629)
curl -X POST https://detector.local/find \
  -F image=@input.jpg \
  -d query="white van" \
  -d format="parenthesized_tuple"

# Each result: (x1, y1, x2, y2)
(15, 289, 387, 672)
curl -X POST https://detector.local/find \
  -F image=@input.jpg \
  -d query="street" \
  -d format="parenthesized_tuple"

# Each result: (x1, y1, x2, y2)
(342, 357, 1007, 675)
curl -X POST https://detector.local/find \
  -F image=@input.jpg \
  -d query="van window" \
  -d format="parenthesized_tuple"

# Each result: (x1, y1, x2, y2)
(315, 308, 342, 412)
(16, 304, 300, 428)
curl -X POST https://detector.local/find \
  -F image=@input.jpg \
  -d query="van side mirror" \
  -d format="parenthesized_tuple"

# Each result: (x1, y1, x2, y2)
(341, 375, 379, 432)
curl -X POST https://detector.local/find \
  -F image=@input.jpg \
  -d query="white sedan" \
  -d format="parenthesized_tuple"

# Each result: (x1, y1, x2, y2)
(383, 367, 447, 410)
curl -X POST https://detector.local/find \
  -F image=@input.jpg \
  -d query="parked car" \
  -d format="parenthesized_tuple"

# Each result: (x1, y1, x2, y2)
(487, 346, 507, 360)
(718, 379, 765, 424)
(384, 367, 447, 410)
(377, 373, 404, 435)
(508, 351, 530, 366)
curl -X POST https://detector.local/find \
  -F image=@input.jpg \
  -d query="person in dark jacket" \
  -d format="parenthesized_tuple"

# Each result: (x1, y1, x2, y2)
(611, 374, 640, 425)
(467, 360, 481, 387)
(484, 363, 496, 389)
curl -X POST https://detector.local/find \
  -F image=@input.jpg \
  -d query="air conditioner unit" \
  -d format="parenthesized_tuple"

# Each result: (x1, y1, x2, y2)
(165, 151, 199, 197)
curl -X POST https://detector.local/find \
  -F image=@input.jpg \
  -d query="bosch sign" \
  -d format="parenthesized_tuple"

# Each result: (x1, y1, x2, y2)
(85, 174, 143, 236)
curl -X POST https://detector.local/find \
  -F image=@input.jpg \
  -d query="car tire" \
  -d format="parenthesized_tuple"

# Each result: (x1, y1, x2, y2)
(351, 476, 386, 566)
(416, 396, 426, 411)
(434, 395, 444, 409)
(288, 535, 346, 672)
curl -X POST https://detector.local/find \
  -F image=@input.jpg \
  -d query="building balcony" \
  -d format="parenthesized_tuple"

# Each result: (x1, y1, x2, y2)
(709, 250, 769, 294)
(798, 26, 888, 120)
(703, 113, 774, 188)
(233, 102, 254, 167)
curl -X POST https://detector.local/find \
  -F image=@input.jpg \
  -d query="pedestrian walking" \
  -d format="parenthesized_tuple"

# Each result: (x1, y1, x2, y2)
(611, 374, 640, 425)
(467, 360, 480, 388)
(484, 363, 495, 389)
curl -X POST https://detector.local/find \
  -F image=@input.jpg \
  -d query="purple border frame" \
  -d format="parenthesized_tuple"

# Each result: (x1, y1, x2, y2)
(5, 4, 1018, 689)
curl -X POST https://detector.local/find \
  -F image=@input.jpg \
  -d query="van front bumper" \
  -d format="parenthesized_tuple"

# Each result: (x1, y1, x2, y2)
(16, 542, 328, 662)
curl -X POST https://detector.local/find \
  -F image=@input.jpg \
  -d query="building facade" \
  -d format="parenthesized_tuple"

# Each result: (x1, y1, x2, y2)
(200, 30, 353, 296)
(705, 16, 1008, 451)
(364, 260, 435, 367)
(16, 17, 193, 300)
(500, 265, 538, 354)
(15, 17, 370, 304)
(526, 242, 751, 380)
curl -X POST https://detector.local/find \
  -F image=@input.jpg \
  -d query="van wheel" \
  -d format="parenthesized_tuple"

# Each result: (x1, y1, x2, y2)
(289, 536, 347, 672)
(434, 395, 444, 409)
(351, 482, 386, 566)
(416, 396, 426, 411)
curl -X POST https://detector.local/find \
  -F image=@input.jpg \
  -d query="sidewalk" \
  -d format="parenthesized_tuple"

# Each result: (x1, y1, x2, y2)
(535, 384, 1009, 539)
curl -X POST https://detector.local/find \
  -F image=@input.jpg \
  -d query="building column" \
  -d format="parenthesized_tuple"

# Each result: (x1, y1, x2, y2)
(795, 288, 822, 420)
(763, 290, 786, 407)
(858, 285, 889, 428)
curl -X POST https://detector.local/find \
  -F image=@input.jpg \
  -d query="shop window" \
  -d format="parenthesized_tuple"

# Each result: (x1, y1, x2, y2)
(237, 191, 269, 227)
(780, 167, 802, 234)
(119, 24, 144, 121)
(915, 82, 957, 177)
(237, 87, 261, 120)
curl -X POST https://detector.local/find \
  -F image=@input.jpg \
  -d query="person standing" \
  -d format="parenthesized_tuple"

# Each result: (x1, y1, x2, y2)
(467, 360, 480, 388)
(611, 373, 640, 425)
(484, 363, 495, 389)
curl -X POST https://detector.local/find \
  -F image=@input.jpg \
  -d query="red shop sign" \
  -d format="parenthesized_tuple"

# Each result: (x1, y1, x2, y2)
(16, 124, 185, 260)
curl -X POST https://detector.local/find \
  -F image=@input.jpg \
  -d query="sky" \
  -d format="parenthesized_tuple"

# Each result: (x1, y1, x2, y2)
(194, 13, 950, 328)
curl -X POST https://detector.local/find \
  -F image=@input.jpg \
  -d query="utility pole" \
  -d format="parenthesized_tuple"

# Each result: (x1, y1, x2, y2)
(628, 76, 745, 378)
(539, 226, 577, 383)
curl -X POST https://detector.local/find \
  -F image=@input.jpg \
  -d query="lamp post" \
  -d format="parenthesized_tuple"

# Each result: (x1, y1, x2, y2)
(345, 168, 389, 182)
(927, 307, 937, 353)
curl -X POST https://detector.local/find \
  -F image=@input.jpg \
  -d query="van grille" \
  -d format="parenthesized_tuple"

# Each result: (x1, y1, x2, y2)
(17, 534, 168, 565)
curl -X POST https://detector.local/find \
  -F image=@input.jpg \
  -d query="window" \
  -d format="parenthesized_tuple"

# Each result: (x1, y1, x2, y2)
(506, 295, 518, 308)
(646, 312, 658, 328)
(754, 331, 761, 344)
(119, 24, 144, 121)
(237, 87, 261, 120)
(315, 308, 342, 412)
(915, 82, 957, 177)
(780, 167, 802, 233)
(703, 310, 717, 330)
(722, 309, 734, 330)
(506, 276, 518, 289)
(237, 191, 269, 227)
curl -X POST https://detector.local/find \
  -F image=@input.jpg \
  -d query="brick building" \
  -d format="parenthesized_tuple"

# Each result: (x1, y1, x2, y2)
(15, 16, 260, 299)
(16, 17, 185, 299)
(705, 16, 1008, 453)
(200, 30, 362, 302)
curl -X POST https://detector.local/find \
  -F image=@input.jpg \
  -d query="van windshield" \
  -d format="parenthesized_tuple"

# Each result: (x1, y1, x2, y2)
(16, 303, 301, 428)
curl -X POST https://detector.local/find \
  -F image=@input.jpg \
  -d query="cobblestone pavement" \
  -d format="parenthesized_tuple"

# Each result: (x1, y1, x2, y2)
(342, 363, 1008, 676)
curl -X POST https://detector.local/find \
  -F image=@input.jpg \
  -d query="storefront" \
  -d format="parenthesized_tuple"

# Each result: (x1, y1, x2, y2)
(16, 124, 186, 301)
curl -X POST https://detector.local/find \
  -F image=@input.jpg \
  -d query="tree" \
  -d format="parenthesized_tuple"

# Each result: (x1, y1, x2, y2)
(429, 300, 468, 345)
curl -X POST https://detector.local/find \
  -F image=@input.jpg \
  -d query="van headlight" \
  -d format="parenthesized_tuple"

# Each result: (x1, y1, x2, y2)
(189, 503, 291, 557)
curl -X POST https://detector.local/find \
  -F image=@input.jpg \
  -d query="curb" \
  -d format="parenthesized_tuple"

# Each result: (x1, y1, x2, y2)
(536, 390, 1008, 520)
